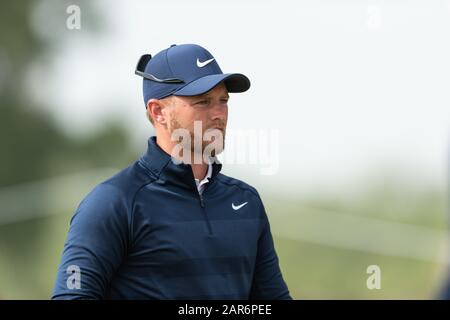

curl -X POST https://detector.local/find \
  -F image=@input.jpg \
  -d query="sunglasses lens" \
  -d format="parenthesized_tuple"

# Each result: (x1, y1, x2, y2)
(136, 54, 152, 73)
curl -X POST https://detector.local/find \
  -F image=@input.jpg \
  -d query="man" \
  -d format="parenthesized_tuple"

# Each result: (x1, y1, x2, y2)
(52, 44, 291, 300)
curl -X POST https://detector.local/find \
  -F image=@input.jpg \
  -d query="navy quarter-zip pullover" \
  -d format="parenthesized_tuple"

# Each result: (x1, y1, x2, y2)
(52, 136, 291, 300)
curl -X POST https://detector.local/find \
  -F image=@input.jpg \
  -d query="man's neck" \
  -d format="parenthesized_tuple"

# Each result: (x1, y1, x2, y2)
(191, 162, 209, 181)
(155, 134, 209, 181)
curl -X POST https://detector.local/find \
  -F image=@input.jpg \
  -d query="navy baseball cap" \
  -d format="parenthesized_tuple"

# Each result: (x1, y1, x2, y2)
(135, 44, 251, 105)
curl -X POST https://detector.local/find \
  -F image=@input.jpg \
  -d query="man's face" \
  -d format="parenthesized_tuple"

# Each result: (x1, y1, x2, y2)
(165, 82, 229, 158)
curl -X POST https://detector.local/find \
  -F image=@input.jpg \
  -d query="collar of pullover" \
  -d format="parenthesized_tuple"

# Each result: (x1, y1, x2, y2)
(139, 136, 222, 192)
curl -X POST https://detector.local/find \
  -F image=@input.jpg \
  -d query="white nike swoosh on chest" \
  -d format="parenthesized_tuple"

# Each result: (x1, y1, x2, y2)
(232, 202, 248, 210)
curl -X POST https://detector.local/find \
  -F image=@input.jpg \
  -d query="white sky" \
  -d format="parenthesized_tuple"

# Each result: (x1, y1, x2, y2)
(28, 0, 450, 195)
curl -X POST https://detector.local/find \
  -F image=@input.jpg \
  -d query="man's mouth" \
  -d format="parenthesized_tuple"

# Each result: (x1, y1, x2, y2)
(208, 126, 225, 131)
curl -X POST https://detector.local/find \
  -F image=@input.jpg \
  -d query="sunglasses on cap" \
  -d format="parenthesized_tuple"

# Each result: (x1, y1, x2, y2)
(134, 54, 185, 84)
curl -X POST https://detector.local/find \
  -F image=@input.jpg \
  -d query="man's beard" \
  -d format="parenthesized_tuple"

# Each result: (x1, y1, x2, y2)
(169, 117, 226, 163)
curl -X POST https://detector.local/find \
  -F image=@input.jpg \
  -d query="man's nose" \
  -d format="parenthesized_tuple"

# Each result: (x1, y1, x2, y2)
(210, 102, 227, 121)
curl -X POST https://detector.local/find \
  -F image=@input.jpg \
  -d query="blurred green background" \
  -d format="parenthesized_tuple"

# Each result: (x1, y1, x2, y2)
(0, 0, 448, 299)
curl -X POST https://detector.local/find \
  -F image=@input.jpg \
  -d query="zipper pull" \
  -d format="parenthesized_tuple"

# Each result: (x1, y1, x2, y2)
(199, 193, 205, 207)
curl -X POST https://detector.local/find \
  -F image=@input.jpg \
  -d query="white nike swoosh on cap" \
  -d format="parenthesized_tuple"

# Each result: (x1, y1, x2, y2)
(232, 202, 248, 211)
(197, 58, 215, 68)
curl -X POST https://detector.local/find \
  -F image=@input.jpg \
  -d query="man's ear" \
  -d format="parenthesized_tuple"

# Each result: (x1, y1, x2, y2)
(147, 99, 167, 125)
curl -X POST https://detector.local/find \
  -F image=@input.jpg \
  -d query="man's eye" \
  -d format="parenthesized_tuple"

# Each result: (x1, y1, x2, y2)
(221, 99, 229, 104)
(196, 100, 209, 105)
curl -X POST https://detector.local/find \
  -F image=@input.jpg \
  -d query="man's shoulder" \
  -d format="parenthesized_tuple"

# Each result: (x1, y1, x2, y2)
(83, 160, 156, 207)
(215, 173, 261, 199)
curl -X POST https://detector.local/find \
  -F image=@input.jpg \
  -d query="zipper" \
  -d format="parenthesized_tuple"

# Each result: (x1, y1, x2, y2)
(198, 191, 213, 235)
